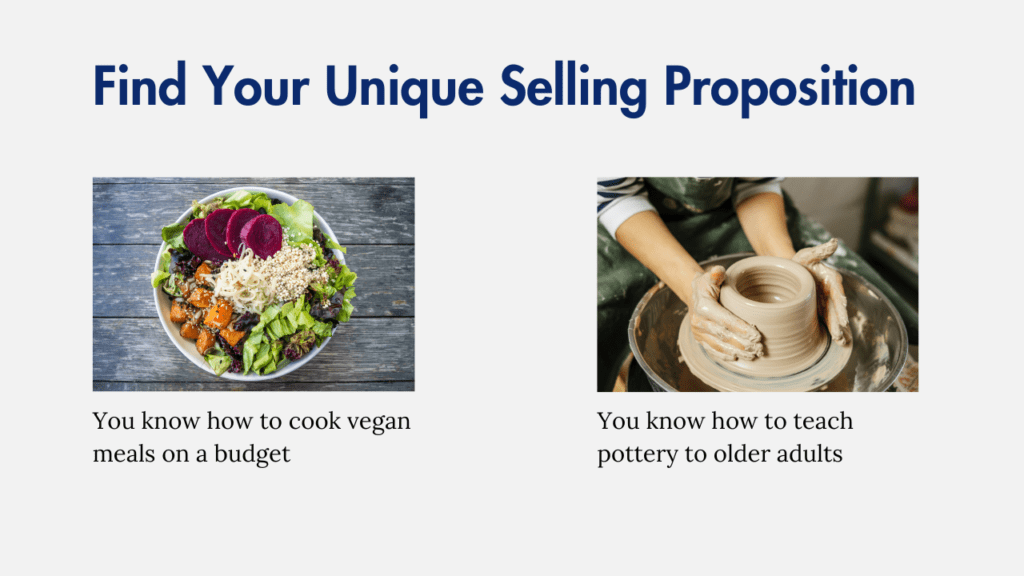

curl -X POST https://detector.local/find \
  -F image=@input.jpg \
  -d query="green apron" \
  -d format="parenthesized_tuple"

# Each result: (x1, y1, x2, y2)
(597, 178, 919, 391)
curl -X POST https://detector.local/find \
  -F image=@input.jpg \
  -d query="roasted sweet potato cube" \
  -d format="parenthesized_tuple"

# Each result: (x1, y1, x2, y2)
(196, 330, 216, 355)
(179, 322, 201, 340)
(195, 262, 214, 287)
(219, 326, 246, 346)
(170, 300, 191, 324)
(188, 287, 213, 308)
(204, 300, 233, 330)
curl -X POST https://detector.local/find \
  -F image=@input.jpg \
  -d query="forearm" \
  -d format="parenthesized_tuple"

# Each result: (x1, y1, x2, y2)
(736, 192, 796, 258)
(615, 211, 705, 307)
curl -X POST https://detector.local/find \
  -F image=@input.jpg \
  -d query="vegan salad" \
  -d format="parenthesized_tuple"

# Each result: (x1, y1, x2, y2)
(150, 190, 357, 377)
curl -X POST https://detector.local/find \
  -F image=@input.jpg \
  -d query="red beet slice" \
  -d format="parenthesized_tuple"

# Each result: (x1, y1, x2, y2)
(240, 214, 283, 259)
(183, 218, 225, 263)
(204, 209, 235, 259)
(225, 208, 260, 258)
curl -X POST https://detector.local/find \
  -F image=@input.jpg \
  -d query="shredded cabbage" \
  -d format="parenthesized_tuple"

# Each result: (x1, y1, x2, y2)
(211, 247, 273, 313)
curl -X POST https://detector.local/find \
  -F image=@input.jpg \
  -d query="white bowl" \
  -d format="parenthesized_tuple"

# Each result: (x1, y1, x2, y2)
(152, 187, 346, 380)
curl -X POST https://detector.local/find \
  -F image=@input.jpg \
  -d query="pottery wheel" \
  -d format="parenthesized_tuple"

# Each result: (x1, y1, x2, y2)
(677, 313, 853, 392)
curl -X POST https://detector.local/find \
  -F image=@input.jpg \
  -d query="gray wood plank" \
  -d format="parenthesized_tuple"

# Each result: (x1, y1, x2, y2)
(94, 177, 413, 185)
(93, 381, 415, 392)
(94, 245, 414, 318)
(94, 182, 414, 245)
(94, 318, 414, 383)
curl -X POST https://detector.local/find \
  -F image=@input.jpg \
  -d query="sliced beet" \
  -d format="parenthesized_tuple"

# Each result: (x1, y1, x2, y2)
(204, 209, 235, 259)
(226, 208, 260, 258)
(240, 214, 283, 259)
(183, 218, 225, 263)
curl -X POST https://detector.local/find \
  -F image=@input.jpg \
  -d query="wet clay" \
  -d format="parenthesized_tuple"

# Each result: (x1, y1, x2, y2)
(716, 257, 828, 377)
(677, 256, 852, 392)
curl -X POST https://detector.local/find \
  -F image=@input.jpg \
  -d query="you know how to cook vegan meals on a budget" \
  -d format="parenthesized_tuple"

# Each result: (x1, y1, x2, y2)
(150, 188, 357, 378)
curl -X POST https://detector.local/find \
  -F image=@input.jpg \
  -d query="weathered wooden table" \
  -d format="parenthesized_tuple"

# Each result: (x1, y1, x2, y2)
(93, 177, 415, 391)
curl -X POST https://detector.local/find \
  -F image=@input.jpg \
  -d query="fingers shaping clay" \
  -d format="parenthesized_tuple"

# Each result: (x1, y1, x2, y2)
(677, 256, 852, 391)
(716, 256, 827, 377)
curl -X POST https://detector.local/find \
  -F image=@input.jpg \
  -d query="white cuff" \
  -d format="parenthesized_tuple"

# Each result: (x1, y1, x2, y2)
(733, 181, 783, 209)
(599, 193, 657, 239)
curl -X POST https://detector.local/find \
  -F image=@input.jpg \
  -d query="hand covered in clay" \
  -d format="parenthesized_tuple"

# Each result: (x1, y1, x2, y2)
(792, 238, 851, 345)
(690, 266, 764, 362)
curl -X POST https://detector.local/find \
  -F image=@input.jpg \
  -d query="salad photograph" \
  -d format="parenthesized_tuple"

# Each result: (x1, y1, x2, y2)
(152, 188, 357, 378)
(94, 178, 415, 391)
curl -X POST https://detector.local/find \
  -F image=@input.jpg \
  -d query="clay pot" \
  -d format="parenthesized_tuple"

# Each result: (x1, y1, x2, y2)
(718, 256, 828, 377)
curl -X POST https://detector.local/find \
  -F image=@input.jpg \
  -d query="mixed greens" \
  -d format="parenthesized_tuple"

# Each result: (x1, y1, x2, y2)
(151, 190, 356, 376)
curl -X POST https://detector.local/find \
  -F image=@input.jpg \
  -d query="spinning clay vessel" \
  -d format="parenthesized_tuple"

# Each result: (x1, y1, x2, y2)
(717, 256, 828, 377)
(675, 255, 853, 391)
(631, 253, 898, 393)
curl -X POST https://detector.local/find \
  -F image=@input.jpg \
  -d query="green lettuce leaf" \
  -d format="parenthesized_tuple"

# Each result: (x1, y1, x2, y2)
(262, 304, 282, 322)
(160, 273, 184, 297)
(161, 223, 187, 250)
(338, 299, 355, 323)
(150, 270, 170, 289)
(268, 318, 289, 341)
(242, 333, 260, 375)
(282, 313, 296, 334)
(151, 247, 173, 287)
(253, 352, 272, 372)
(192, 198, 223, 219)
(243, 301, 317, 375)
(205, 353, 232, 376)
(287, 295, 306, 327)
(334, 265, 358, 290)
(310, 241, 327, 267)
(270, 200, 315, 244)
(311, 320, 334, 339)
(310, 282, 336, 299)
(252, 340, 285, 375)
(242, 316, 269, 375)
(252, 341, 273, 372)
(222, 190, 272, 213)
(295, 306, 316, 331)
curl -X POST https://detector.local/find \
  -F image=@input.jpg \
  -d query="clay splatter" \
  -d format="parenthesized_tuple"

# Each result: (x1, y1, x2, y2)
(797, 215, 858, 268)
(854, 334, 890, 391)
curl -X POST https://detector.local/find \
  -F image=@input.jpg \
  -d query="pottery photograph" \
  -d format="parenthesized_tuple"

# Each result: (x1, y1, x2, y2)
(597, 177, 919, 392)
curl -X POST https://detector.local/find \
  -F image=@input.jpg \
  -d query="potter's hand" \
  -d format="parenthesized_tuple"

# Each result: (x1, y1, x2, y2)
(792, 238, 851, 345)
(690, 266, 764, 362)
